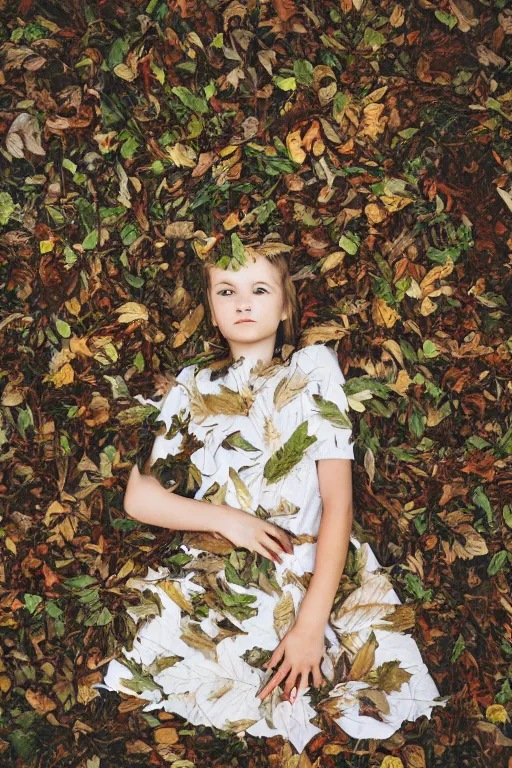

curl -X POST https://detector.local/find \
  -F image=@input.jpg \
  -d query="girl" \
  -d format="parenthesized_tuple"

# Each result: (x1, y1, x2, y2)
(95, 242, 447, 754)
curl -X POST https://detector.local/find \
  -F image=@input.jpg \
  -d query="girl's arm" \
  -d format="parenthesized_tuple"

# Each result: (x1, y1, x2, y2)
(256, 457, 353, 702)
(294, 457, 353, 630)
(123, 464, 294, 562)
(123, 463, 231, 533)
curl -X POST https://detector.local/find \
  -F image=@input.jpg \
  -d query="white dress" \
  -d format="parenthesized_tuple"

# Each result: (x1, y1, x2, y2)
(95, 343, 448, 753)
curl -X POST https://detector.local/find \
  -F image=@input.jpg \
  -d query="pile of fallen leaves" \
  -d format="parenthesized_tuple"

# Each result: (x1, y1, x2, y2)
(0, 0, 511, 766)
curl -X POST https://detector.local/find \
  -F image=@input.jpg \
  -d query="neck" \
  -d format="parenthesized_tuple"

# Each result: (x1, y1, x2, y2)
(228, 338, 278, 366)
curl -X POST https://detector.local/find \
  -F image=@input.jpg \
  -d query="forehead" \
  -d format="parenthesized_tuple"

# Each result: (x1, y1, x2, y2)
(208, 255, 280, 286)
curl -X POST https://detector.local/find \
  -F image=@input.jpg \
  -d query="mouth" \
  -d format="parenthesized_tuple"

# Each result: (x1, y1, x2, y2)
(235, 320, 256, 324)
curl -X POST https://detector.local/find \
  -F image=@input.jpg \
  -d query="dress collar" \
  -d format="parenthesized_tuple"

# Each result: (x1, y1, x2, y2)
(207, 346, 294, 382)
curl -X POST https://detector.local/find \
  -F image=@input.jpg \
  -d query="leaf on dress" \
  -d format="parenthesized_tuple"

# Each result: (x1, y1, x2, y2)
(273, 368, 309, 411)
(357, 687, 390, 715)
(118, 657, 164, 695)
(154, 638, 264, 730)
(266, 497, 300, 519)
(312, 393, 352, 429)
(229, 466, 253, 512)
(224, 717, 260, 733)
(347, 630, 378, 681)
(179, 614, 219, 660)
(263, 421, 317, 484)
(330, 573, 398, 637)
(159, 580, 195, 615)
(221, 430, 261, 453)
(202, 480, 228, 506)
(373, 604, 416, 633)
(182, 530, 234, 555)
(262, 415, 282, 450)
(371, 660, 413, 694)
(273, 590, 295, 640)
(189, 378, 250, 422)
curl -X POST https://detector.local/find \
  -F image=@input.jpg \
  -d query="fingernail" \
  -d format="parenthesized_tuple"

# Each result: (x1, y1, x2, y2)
(290, 686, 297, 703)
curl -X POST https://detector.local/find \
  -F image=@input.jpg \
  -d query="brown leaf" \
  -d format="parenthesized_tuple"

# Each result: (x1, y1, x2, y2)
(347, 631, 378, 681)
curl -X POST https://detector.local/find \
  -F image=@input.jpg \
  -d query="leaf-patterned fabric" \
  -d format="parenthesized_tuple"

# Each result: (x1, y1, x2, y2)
(95, 344, 447, 753)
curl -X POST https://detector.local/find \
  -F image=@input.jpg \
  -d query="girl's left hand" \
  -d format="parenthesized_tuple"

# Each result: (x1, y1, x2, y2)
(257, 623, 326, 703)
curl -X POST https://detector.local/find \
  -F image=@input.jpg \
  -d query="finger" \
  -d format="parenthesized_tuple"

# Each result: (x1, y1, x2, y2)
(266, 524, 293, 554)
(256, 543, 280, 563)
(265, 642, 285, 670)
(295, 669, 313, 702)
(261, 533, 283, 563)
(312, 666, 324, 688)
(282, 669, 300, 699)
(258, 664, 291, 699)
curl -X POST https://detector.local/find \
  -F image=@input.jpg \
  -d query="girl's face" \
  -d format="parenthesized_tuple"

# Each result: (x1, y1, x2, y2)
(207, 253, 288, 361)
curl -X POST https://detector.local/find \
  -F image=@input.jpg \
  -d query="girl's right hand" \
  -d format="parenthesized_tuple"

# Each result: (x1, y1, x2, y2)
(218, 505, 294, 564)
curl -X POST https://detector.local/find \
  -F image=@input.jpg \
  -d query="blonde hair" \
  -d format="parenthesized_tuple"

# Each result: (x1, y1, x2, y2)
(199, 253, 301, 363)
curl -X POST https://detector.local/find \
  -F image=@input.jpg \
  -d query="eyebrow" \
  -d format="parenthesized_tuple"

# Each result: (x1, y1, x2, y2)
(214, 280, 273, 288)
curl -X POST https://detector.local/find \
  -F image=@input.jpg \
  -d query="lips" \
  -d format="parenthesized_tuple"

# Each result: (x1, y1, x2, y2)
(235, 320, 256, 324)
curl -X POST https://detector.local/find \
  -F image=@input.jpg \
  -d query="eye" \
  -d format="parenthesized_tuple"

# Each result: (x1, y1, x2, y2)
(217, 287, 268, 295)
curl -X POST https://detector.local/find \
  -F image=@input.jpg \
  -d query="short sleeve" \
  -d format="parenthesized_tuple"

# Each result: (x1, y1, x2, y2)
(139, 364, 196, 468)
(300, 344, 354, 461)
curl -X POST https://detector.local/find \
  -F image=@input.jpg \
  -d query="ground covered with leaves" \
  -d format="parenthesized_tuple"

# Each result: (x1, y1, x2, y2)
(1, 0, 511, 766)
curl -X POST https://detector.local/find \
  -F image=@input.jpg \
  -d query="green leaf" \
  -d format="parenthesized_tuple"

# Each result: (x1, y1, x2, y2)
(231, 232, 246, 266)
(423, 340, 440, 358)
(311, 393, 352, 429)
(362, 28, 386, 50)
(338, 233, 359, 255)
(82, 230, 98, 250)
(0, 192, 15, 226)
(273, 75, 296, 91)
(473, 485, 493, 525)
(488, 550, 508, 576)
(96, 606, 113, 625)
(55, 319, 71, 338)
(62, 158, 77, 174)
(24, 594, 43, 614)
(451, 633, 465, 663)
(264, 421, 317, 485)
(171, 86, 209, 114)
(64, 574, 98, 589)
(434, 10, 458, 29)
(221, 430, 261, 453)
(293, 60, 313, 85)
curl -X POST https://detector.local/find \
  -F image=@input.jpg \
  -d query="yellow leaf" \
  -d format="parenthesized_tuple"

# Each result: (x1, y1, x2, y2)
(159, 580, 194, 614)
(167, 141, 197, 168)
(320, 250, 345, 273)
(380, 758, 404, 768)
(402, 745, 426, 768)
(229, 466, 253, 512)
(486, 703, 508, 724)
(116, 559, 134, 580)
(0, 674, 12, 694)
(173, 303, 204, 348)
(40, 239, 54, 253)
(154, 727, 179, 744)
(273, 368, 308, 411)
(286, 129, 306, 164)
(25, 689, 57, 715)
(50, 362, 75, 388)
(372, 297, 400, 328)
(65, 297, 81, 316)
(114, 301, 149, 323)
(273, 591, 295, 640)
(113, 63, 137, 81)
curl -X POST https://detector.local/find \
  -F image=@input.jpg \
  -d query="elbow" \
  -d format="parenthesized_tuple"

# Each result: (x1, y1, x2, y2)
(123, 464, 143, 519)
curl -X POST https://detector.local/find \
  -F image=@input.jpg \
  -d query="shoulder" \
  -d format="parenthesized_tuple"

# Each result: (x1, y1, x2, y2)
(175, 362, 198, 383)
